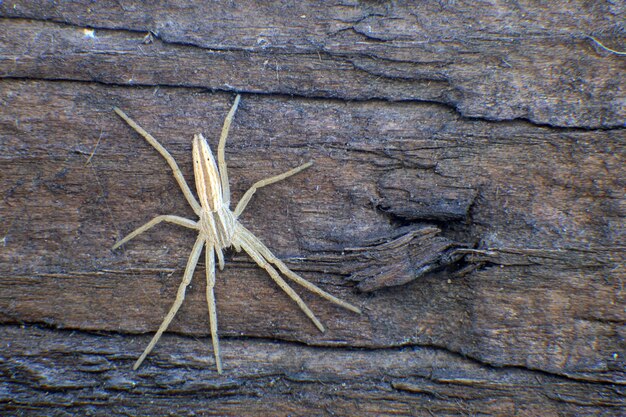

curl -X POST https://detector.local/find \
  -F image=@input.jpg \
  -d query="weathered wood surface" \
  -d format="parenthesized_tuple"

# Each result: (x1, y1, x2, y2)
(1, 2, 624, 416)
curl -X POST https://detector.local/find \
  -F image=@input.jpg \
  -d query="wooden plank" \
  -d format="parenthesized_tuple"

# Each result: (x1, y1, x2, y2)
(1, 1, 624, 415)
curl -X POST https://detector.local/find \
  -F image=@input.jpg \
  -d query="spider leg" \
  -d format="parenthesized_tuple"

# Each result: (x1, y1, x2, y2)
(205, 243, 222, 373)
(233, 161, 313, 218)
(112, 215, 198, 250)
(237, 225, 361, 314)
(217, 95, 241, 206)
(237, 236, 325, 332)
(215, 247, 225, 270)
(133, 236, 204, 370)
(113, 107, 202, 215)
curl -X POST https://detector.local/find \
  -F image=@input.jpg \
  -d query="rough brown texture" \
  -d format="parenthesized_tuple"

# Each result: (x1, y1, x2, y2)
(0, 2, 624, 416)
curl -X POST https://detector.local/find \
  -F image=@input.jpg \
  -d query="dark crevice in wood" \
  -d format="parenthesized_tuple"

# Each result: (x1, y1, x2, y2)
(4, 73, 625, 135)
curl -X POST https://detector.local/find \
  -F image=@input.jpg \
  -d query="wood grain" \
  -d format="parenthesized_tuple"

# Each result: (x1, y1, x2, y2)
(1, 1, 624, 415)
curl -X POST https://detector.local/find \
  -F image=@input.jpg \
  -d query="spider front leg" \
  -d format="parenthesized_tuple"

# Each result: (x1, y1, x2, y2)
(113, 107, 202, 215)
(216, 94, 241, 206)
(211, 95, 313, 218)
(133, 236, 204, 370)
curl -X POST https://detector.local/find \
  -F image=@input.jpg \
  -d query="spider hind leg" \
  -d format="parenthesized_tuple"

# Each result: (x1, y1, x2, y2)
(237, 235, 325, 332)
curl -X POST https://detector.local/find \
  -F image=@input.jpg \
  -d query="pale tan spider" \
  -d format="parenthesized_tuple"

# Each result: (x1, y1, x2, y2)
(112, 95, 361, 373)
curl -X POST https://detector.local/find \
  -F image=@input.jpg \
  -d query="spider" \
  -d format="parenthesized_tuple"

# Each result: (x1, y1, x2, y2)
(112, 95, 361, 373)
